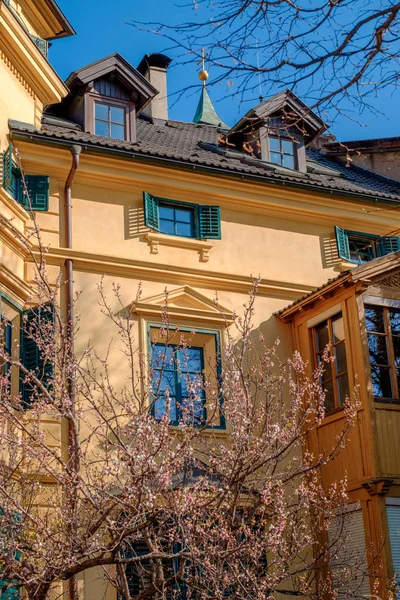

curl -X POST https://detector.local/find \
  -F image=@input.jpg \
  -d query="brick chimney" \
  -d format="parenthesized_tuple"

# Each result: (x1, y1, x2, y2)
(137, 53, 172, 122)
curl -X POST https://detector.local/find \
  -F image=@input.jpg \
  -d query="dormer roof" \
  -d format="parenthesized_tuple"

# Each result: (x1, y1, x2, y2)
(226, 89, 327, 146)
(65, 53, 158, 114)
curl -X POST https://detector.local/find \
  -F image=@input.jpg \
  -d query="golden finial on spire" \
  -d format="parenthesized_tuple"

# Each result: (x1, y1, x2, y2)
(197, 49, 209, 86)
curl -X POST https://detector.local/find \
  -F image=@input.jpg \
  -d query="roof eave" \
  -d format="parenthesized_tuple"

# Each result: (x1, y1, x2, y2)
(9, 127, 400, 207)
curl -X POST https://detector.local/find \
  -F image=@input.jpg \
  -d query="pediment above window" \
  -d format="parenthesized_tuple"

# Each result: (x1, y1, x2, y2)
(65, 53, 157, 113)
(130, 286, 234, 325)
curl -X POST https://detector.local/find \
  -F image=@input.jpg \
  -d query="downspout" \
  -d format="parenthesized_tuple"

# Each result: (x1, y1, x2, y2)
(64, 144, 82, 600)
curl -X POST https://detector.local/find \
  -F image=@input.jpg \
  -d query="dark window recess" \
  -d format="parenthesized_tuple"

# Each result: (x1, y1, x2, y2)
(335, 226, 400, 264)
(151, 343, 206, 425)
(365, 304, 400, 401)
(2, 144, 49, 211)
(0, 509, 21, 599)
(143, 192, 221, 239)
(0, 318, 12, 376)
(120, 540, 178, 599)
(313, 312, 349, 414)
(269, 136, 295, 169)
(94, 102, 125, 140)
(21, 304, 54, 408)
(29, 34, 48, 58)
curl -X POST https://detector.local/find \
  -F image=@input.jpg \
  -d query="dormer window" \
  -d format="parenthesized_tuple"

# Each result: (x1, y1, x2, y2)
(94, 101, 126, 140)
(269, 136, 296, 169)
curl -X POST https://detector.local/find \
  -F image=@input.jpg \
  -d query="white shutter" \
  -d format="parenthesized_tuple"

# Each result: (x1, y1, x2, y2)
(329, 503, 370, 598)
(386, 503, 400, 598)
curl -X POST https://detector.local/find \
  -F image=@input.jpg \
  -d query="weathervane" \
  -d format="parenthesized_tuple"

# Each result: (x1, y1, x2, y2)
(197, 49, 209, 87)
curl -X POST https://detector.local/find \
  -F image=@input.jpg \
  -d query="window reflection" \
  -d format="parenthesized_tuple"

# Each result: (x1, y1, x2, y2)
(365, 305, 400, 400)
(313, 312, 349, 414)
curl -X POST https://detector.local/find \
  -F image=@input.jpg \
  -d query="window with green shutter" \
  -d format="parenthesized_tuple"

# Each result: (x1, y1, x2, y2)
(0, 509, 21, 600)
(335, 226, 400, 264)
(21, 304, 54, 408)
(2, 143, 50, 211)
(143, 192, 221, 240)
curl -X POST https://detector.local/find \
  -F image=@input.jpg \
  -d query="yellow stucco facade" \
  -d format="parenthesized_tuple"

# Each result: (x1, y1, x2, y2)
(2, 1, 400, 599)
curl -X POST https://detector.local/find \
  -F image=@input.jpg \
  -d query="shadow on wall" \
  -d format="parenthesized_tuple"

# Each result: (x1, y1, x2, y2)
(124, 205, 148, 240)
(320, 235, 341, 269)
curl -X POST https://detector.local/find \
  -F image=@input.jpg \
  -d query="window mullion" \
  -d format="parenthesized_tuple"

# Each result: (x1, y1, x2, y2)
(385, 308, 399, 399)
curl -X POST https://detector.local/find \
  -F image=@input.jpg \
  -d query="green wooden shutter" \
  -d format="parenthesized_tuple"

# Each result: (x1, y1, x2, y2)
(143, 192, 160, 231)
(198, 206, 221, 239)
(378, 236, 400, 257)
(22, 175, 49, 211)
(334, 226, 350, 262)
(21, 304, 54, 407)
(2, 143, 13, 194)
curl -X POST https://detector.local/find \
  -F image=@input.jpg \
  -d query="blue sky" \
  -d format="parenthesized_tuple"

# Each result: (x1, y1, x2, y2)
(51, 0, 400, 142)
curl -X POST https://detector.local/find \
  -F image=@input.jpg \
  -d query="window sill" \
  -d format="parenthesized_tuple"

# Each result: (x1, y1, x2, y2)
(0, 186, 29, 221)
(145, 232, 214, 262)
(335, 260, 358, 272)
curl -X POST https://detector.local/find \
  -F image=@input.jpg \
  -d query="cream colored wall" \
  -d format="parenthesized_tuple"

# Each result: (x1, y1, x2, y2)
(0, 56, 36, 149)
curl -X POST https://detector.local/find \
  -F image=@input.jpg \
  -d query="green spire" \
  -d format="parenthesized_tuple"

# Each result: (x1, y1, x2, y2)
(193, 86, 229, 129)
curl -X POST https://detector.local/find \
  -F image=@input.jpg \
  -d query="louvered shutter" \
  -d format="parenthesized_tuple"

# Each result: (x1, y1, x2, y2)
(328, 504, 370, 598)
(2, 144, 14, 194)
(198, 205, 221, 239)
(143, 192, 160, 231)
(378, 236, 400, 257)
(21, 304, 54, 407)
(334, 226, 351, 262)
(386, 505, 400, 597)
(22, 175, 49, 211)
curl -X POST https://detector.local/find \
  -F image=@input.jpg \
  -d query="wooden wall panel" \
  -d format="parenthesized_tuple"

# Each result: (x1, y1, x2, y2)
(375, 407, 400, 477)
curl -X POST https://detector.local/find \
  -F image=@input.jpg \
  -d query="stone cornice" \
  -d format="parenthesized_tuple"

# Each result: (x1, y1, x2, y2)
(32, 247, 315, 300)
(0, 263, 31, 303)
(14, 141, 400, 234)
(0, 2, 68, 104)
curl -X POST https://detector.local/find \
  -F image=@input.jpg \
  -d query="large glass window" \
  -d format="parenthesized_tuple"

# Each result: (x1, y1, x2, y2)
(158, 203, 195, 238)
(94, 102, 126, 140)
(152, 343, 206, 425)
(269, 136, 296, 169)
(365, 305, 400, 400)
(313, 312, 349, 414)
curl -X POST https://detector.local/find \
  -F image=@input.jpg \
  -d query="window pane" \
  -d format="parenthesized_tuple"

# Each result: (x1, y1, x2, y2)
(181, 396, 205, 424)
(175, 208, 192, 224)
(283, 154, 295, 169)
(365, 306, 385, 333)
(152, 345, 175, 370)
(95, 102, 108, 120)
(181, 373, 204, 398)
(179, 348, 203, 373)
(338, 374, 350, 406)
(159, 219, 175, 235)
(368, 333, 389, 365)
(315, 320, 329, 352)
(159, 205, 175, 220)
(281, 139, 294, 154)
(95, 120, 109, 137)
(323, 379, 335, 413)
(110, 106, 125, 124)
(110, 123, 125, 140)
(270, 152, 282, 166)
(332, 315, 345, 342)
(335, 341, 347, 375)
(393, 336, 400, 367)
(371, 365, 392, 398)
(152, 370, 176, 394)
(154, 395, 177, 422)
(321, 362, 333, 383)
(269, 137, 280, 152)
(390, 309, 400, 335)
(176, 222, 192, 237)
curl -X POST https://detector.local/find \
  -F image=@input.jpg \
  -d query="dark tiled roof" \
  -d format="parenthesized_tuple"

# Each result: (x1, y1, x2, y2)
(9, 118, 400, 202)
